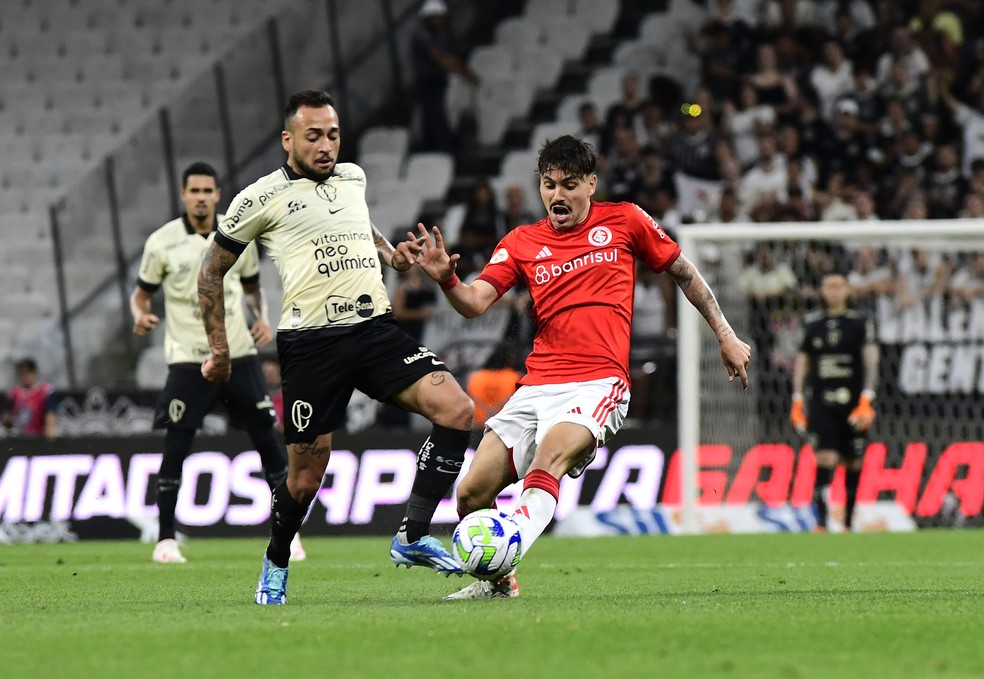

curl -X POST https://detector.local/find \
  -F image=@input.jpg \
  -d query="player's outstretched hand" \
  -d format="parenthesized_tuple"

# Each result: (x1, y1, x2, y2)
(250, 319, 274, 348)
(400, 223, 460, 285)
(133, 312, 160, 336)
(719, 332, 751, 389)
(201, 352, 232, 383)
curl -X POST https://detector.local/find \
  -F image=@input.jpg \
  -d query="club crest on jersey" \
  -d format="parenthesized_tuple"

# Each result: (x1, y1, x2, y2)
(315, 182, 337, 202)
(490, 248, 509, 264)
(588, 226, 612, 246)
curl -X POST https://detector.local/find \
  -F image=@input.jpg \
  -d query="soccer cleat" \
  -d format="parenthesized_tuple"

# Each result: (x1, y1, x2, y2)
(290, 533, 307, 562)
(389, 535, 463, 576)
(443, 571, 519, 600)
(255, 555, 288, 605)
(152, 538, 186, 564)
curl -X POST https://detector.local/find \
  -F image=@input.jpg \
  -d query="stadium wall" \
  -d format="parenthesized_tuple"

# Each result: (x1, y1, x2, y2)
(0, 427, 979, 543)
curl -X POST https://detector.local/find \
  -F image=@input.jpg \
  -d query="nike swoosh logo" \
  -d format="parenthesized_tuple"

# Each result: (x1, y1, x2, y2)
(329, 207, 345, 214)
(431, 359, 444, 366)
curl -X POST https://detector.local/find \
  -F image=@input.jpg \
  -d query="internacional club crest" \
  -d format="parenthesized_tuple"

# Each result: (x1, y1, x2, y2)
(588, 226, 612, 246)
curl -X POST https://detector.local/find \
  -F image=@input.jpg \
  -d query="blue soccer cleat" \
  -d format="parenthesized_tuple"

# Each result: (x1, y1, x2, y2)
(255, 555, 288, 605)
(390, 535, 463, 576)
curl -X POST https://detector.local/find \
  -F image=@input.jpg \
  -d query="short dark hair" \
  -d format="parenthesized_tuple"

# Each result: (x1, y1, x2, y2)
(284, 89, 335, 126)
(182, 162, 219, 188)
(15, 357, 37, 373)
(537, 135, 597, 178)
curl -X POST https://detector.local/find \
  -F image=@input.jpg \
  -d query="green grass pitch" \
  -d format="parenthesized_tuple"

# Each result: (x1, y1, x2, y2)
(2, 531, 981, 679)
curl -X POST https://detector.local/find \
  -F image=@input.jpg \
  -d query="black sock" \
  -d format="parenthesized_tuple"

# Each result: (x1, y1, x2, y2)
(267, 481, 310, 568)
(813, 466, 834, 528)
(248, 426, 289, 491)
(399, 425, 469, 542)
(844, 468, 861, 530)
(157, 428, 194, 541)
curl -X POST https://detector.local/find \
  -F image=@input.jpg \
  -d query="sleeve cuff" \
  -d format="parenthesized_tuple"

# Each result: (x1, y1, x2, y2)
(136, 278, 160, 293)
(240, 273, 260, 285)
(215, 230, 248, 255)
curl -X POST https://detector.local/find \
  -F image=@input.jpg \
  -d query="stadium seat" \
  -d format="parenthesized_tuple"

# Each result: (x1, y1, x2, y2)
(512, 44, 565, 90)
(135, 345, 168, 390)
(439, 202, 466, 246)
(555, 94, 588, 123)
(404, 153, 455, 203)
(524, 0, 576, 23)
(445, 74, 478, 128)
(358, 152, 403, 184)
(468, 44, 514, 80)
(573, 0, 621, 33)
(359, 127, 410, 160)
(477, 78, 535, 145)
(529, 121, 580, 153)
(587, 65, 628, 113)
(494, 16, 542, 49)
(538, 16, 591, 61)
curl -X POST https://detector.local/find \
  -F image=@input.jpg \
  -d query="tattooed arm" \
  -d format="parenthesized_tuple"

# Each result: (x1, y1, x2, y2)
(198, 241, 241, 382)
(372, 222, 413, 271)
(666, 253, 752, 389)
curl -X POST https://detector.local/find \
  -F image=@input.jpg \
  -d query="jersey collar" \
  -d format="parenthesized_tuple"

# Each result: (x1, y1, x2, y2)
(182, 214, 216, 237)
(282, 163, 305, 181)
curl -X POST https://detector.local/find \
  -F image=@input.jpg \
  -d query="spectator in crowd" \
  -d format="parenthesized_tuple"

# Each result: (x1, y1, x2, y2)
(876, 27, 930, 88)
(636, 98, 675, 152)
(410, 0, 478, 152)
(854, 190, 880, 221)
(811, 39, 855, 121)
(466, 343, 522, 429)
(502, 183, 536, 231)
(747, 43, 800, 122)
(940, 85, 984, 178)
(960, 192, 984, 218)
(2, 358, 57, 439)
(949, 251, 984, 307)
(392, 263, 438, 342)
(458, 178, 502, 262)
(607, 126, 644, 203)
(925, 144, 966, 218)
(629, 262, 677, 423)
(698, 20, 744, 104)
(740, 133, 788, 211)
(576, 101, 607, 156)
(724, 83, 777, 169)
(605, 71, 645, 138)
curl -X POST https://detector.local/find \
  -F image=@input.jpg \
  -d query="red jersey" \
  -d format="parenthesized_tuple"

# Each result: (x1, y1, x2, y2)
(9, 382, 55, 437)
(477, 201, 680, 386)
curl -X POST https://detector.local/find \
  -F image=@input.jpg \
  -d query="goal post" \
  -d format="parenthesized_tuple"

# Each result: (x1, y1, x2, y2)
(675, 219, 984, 533)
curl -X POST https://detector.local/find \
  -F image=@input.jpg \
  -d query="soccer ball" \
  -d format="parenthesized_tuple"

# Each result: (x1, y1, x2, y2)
(452, 509, 523, 580)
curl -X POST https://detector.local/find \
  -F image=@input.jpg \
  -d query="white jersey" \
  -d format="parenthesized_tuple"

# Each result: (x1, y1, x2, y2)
(137, 215, 260, 364)
(216, 163, 391, 332)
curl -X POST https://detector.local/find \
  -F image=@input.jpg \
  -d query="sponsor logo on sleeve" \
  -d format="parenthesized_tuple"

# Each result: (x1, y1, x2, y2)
(489, 248, 509, 264)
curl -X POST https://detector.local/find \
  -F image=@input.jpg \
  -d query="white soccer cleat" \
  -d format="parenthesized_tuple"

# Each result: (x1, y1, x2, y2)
(152, 538, 187, 564)
(443, 571, 519, 600)
(290, 533, 307, 562)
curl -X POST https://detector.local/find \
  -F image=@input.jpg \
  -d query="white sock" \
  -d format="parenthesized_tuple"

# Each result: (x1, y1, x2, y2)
(511, 487, 558, 556)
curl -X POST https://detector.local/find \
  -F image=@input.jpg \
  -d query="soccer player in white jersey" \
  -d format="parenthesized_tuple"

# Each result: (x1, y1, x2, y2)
(197, 90, 475, 605)
(398, 136, 751, 598)
(132, 162, 303, 564)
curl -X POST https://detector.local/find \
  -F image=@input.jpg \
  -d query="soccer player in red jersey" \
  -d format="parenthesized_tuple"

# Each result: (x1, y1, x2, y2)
(398, 135, 751, 598)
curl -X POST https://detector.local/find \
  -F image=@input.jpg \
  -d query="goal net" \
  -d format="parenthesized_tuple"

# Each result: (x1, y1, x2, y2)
(674, 220, 984, 532)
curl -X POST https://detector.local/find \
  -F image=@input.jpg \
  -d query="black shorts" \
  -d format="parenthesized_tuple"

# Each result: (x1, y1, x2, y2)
(153, 357, 276, 431)
(808, 404, 866, 459)
(277, 315, 449, 443)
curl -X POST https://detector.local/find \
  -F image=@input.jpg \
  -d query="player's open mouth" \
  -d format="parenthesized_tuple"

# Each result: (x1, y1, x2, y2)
(551, 204, 571, 224)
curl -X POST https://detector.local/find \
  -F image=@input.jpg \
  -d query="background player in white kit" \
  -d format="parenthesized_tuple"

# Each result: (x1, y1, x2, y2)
(132, 162, 302, 564)
(398, 135, 751, 598)
(197, 91, 474, 605)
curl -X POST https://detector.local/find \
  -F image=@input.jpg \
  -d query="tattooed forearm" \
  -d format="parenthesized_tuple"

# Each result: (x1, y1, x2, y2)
(667, 254, 733, 339)
(371, 222, 396, 268)
(197, 243, 239, 355)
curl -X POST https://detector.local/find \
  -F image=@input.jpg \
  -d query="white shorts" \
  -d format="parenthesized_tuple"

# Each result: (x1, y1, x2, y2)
(485, 376, 630, 479)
